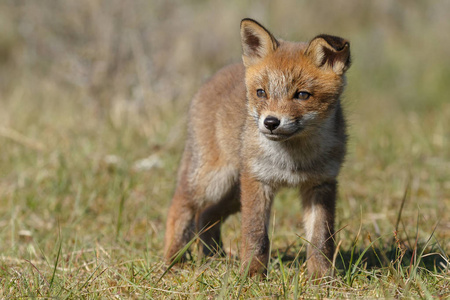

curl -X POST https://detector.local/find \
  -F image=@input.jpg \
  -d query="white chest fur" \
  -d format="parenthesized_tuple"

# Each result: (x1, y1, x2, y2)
(250, 135, 314, 187)
(250, 125, 340, 187)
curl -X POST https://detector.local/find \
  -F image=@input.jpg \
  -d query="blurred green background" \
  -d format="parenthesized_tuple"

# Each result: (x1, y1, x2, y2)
(0, 0, 449, 296)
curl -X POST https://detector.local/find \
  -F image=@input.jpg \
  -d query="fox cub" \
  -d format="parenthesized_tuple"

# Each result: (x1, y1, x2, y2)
(164, 18, 351, 277)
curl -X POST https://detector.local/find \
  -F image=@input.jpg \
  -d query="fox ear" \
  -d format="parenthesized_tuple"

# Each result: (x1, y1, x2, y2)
(240, 18, 279, 67)
(305, 34, 351, 75)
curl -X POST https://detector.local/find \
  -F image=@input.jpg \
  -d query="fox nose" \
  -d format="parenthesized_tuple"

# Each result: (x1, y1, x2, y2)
(264, 116, 280, 131)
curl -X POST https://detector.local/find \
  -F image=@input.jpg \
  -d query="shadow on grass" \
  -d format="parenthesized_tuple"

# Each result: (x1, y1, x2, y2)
(274, 239, 448, 275)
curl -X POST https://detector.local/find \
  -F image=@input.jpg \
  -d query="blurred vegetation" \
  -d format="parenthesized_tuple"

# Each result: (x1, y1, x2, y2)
(0, 0, 449, 298)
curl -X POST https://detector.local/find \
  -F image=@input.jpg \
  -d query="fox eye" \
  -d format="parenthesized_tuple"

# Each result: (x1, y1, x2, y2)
(294, 91, 311, 100)
(256, 89, 266, 98)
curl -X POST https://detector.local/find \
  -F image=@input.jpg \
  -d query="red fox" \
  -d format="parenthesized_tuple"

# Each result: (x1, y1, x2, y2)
(164, 18, 351, 278)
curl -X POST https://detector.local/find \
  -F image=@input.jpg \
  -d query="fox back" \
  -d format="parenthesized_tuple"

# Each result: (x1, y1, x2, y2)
(164, 18, 351, 278)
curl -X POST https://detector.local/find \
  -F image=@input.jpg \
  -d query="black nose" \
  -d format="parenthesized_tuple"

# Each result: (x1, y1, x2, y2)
(264, 116, 280, 131)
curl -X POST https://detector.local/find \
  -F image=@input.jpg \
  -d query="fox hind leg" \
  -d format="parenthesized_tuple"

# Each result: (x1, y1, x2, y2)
(164, 148, 198, 263)
(164, 184, 197, 263)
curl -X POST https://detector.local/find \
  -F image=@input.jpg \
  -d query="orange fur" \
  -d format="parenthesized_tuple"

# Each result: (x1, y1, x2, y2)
(164, 18, 351, 278)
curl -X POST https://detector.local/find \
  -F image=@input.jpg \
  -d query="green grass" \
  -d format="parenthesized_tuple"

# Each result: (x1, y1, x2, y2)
(1, 0, 449, 298)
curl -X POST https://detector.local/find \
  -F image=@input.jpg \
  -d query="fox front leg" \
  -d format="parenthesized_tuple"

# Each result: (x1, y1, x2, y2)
(301, 180, 337, 278)
(240, 172, 274, 276)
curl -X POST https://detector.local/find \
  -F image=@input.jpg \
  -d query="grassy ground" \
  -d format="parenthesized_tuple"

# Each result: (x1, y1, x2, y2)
(0, 0, 449, 298)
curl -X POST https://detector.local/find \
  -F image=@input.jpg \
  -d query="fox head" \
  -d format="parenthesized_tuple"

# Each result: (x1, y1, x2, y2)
(240, 18, 351, 142)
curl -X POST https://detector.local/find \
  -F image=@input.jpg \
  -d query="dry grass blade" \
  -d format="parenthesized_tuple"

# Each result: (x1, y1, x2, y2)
(0, 126, 46, 151)
(395, 178, 411, 233)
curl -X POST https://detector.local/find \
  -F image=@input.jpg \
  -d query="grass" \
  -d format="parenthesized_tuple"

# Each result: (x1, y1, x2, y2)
(0, 0, 449, 298)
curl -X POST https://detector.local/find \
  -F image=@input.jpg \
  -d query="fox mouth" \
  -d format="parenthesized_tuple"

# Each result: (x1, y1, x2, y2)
(262, 131, 297, 141)
(261, 126, 304, 141)
(260, 126, 303, 142)
(256, 115, 305, 142)
(263, 133, 289, 141)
